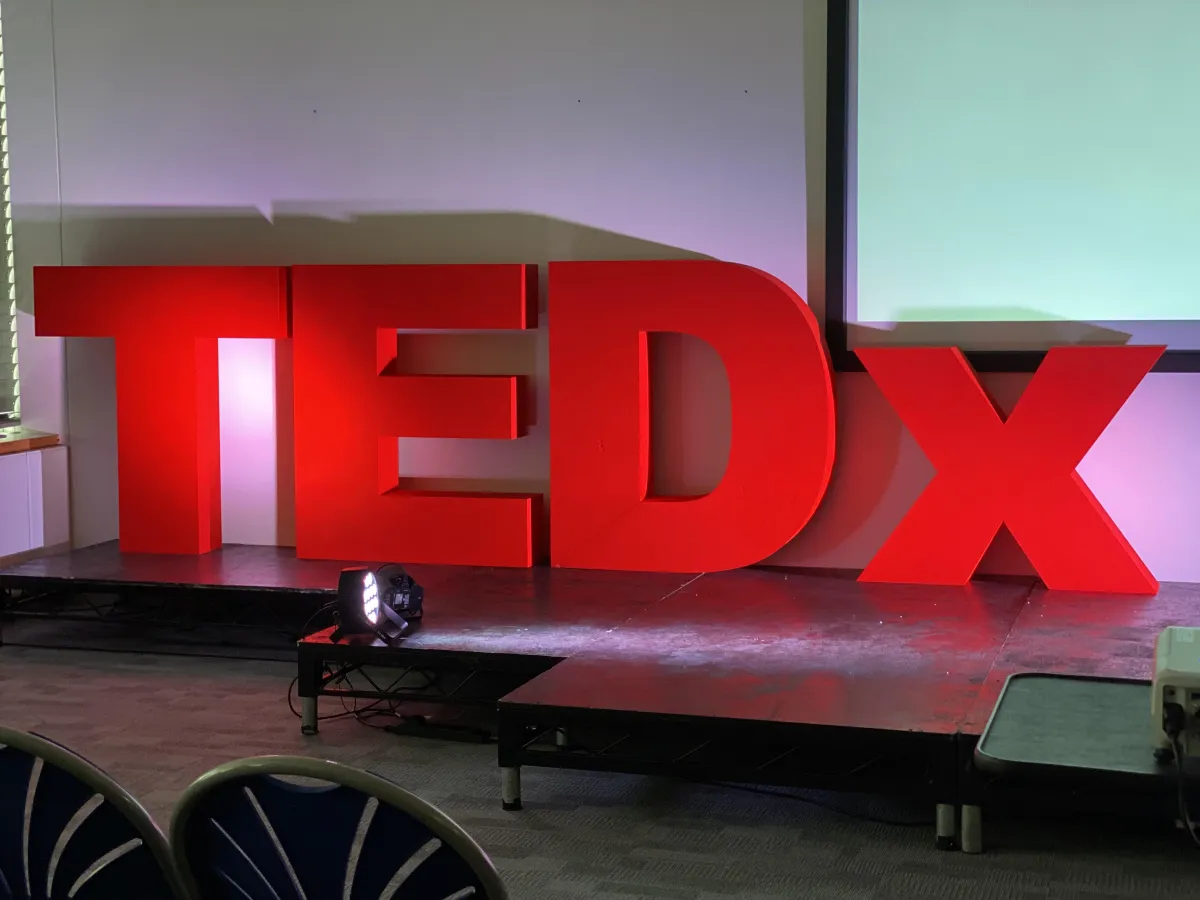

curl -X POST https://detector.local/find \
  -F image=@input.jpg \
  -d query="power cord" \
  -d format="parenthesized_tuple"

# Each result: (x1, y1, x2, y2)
(548, 732, 928, 826)
(285, 663, 439, 728)
(286, 672, 395, 724)
(297, 600, 338, 639)
(703, 780, 931, 828)
(1162, 702, 1200, 848)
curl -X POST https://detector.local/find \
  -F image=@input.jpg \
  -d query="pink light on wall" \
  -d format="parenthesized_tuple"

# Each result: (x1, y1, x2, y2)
(218, 338, 282, 545)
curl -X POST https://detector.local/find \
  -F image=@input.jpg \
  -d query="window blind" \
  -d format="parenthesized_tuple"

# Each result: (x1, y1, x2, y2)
(0, 6, 17, 425)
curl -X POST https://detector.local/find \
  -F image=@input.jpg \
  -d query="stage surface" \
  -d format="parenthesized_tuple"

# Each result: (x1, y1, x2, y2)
(2, 542, 1197, 739)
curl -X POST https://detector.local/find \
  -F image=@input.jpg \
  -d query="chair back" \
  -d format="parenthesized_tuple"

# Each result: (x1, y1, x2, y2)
(0, 726, 182, 900)
(171, 756, 508, 900)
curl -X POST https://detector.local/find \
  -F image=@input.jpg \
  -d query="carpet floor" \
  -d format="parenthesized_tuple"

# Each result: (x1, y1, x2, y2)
(0, 645, 1197, 899)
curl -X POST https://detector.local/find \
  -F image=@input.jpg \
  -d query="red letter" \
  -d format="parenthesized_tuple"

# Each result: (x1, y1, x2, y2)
(858, 345, 1162, 593)
(550, 260, 835, 572)
(34, 266, 290, 554)
(291, 265, 538, 566)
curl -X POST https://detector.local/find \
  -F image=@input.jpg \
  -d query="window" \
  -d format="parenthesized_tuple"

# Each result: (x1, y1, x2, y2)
(0, 6, 15, 425)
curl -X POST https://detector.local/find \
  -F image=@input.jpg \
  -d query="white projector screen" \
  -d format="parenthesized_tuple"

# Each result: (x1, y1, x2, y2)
(836, 0, 1200, 360)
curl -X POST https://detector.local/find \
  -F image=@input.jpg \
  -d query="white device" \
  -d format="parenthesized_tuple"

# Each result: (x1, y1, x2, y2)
(1152, 626, 1200, 758)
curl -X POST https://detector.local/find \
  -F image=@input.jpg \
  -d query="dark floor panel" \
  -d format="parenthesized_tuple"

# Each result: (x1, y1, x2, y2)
(501, 569, 1035, 733)
(1, 543, 699, 660)
(0, 541, 362, 593)
(0, 542, 697, 602)
(0, 616, 298, 661)
(960, 582, 1200, 735)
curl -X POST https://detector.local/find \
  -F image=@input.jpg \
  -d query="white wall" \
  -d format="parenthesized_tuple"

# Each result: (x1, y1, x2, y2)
(6, 0, 1200, 581)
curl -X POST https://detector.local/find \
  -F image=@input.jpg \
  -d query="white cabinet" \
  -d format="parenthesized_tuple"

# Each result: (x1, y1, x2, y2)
(0, 446, 69, 561)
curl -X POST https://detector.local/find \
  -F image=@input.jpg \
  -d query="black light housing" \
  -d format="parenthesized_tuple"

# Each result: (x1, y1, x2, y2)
(374, 563, 424, 621)
(332, 564, 423, 645)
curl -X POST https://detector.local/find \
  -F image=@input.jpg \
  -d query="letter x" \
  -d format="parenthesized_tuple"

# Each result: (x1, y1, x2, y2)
(857, 345, 1162, 594)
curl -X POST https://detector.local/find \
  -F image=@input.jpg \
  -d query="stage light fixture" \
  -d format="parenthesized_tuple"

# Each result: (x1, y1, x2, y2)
(332, 564, 424, 645)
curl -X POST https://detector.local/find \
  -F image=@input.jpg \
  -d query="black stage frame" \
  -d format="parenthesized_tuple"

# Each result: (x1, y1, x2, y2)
(493, 698, 958, 833)
(0, 544, 338, 656)
(296, 626, 557, 742)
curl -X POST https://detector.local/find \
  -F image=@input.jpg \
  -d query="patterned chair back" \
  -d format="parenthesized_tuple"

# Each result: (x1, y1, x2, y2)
(0, 727, 182, 900)
(171, 756, 508, 900)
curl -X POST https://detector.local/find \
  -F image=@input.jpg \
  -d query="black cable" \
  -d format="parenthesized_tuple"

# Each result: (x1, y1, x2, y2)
(287, 674, 356, 722)
(335, 666, 398, 722)
(702, 780, 931, 828)
(341, 666, 445, 730)
(560, 732, 908, 788)
(1170, 734, 1200, 849)
(297, 600, 338, 639)
(323, 663, 392, 722)
(553, 731, 925, 825)
(286, 671, 395, 723)
(284, 663, 439, 726)
(1160, 701, 1200, 848)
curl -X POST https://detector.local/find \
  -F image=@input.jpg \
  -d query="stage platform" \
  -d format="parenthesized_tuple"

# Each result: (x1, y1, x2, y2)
(4, 543, 1198, 848)
(495, 569, 1035, 829)
(3, 543, 1193, 730)
(0, 541, 383, 597)
(0, 541, 695, 657)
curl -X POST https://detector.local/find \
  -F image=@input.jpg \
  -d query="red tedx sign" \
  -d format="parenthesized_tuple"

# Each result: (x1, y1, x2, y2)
(33, 263, 1161, 595)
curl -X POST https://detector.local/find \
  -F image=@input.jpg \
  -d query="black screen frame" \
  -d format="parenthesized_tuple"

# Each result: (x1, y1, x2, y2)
(824, 0, 1200, 373)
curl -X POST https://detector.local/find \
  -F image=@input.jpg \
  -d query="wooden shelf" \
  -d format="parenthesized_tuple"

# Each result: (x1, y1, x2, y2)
(0, 427, 61, 456)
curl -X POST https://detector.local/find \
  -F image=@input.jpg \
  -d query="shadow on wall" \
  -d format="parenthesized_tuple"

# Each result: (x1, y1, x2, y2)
(849, 313, 1132, 350)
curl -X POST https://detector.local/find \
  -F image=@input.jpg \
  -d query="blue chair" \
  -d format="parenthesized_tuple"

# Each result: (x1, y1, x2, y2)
(0, 726, 183, 900)
(171, 756, 508, 900)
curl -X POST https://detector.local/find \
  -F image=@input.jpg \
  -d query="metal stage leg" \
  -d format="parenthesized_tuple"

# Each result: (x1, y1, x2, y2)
(301, 697, 318, 736)
(961, 804, 982, 854)
(297, 649, 323, 736)
(501, 766, 522, 811)
(935, 803, 956, 851)
(555, 727, 570, 750)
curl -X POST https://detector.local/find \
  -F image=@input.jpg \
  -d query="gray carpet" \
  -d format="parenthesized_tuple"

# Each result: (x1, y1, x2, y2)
(0, 646, 1196, 899)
